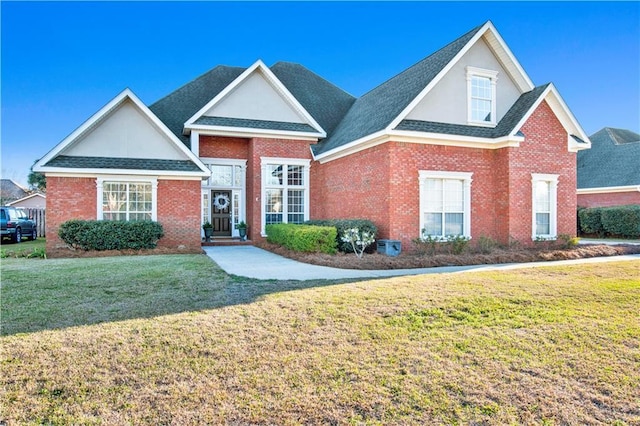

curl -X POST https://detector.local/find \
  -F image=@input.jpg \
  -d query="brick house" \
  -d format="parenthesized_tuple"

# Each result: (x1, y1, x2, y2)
(577, 128, 640, 208)
(34, 21, 591, 252)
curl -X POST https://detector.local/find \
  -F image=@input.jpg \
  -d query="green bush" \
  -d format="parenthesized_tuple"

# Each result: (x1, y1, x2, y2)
(600, 205, 640, 238)
(305, 219, 378, 253)
(578, 207, 604, 236)
(578, 205, 640, 238)
(266, 224, 337, 254)
(58, 220, 164, 251)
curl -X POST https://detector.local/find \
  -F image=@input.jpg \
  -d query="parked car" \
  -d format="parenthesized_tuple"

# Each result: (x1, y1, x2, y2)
(0, 206, 37, 243)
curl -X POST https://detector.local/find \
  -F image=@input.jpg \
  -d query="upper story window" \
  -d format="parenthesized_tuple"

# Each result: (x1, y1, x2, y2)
(466, 66, 498, 126)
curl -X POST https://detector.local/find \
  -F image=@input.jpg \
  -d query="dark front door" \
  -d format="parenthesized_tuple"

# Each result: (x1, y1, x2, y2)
(212, 190, 232, 237)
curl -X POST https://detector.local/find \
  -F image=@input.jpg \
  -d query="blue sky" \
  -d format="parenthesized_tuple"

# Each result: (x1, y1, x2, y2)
(2, 1, 639, 186)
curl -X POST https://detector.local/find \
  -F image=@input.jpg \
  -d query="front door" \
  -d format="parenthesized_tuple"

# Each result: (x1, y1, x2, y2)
(212, 190, 232, 237)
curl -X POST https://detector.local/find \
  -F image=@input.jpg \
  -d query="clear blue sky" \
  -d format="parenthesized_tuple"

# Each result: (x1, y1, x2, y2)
(2, 1, 639, 186)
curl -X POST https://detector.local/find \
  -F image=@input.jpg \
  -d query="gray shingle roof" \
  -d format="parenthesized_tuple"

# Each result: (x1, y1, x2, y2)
(194, 116, 318, 133)
(577, 127, 640, 188)
(0, 179, 29, 202)
(45, 156, 204, 172)
(394, 84, 551, 138)
(149, 66, 247, 148)
(312, 23, 486, 156)
(270, 62, 356, 135)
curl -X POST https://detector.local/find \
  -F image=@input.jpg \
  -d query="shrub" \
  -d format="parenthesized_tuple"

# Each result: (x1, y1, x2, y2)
(600, 205, 640, 238)
(305, 219, 377, 253)
(412, 234, 470, 255)
(266, 224, 337, 254)
(578, 205, 640, 238)
(341, 228, 375, 258)
(556, 234, 580, 249)
(578, 207, 604, 236)
(474, 235, 500, 254)
(58, 220, 164, 251)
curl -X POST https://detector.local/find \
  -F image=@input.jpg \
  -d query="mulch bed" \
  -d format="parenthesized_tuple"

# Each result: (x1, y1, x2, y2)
(256, 241, 640, 270)
(46, 246, 204, 259)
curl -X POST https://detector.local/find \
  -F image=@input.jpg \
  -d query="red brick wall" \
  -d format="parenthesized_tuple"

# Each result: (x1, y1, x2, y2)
(578, 191, 640, 208)
(156, 179, 202, 250)
(199, 136, 249, 159)
(45, 176, 202, 253)
(247, 137, 314, 241)
(311, 100, 578, 249)
(45, 176, 97, 251)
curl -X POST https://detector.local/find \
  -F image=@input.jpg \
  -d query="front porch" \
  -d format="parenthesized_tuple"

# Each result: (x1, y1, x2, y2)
(202, 237, 254, 247)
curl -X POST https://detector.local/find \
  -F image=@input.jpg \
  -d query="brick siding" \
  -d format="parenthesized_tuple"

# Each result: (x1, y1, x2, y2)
(578, 191, 640, 208)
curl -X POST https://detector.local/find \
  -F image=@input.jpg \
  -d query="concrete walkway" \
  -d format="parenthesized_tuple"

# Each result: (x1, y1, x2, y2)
(203, 246, 640, 281)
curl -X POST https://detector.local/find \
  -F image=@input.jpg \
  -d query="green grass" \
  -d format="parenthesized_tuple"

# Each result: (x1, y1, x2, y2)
(0, 237, 46, 258)
(1, 255, 639, 425)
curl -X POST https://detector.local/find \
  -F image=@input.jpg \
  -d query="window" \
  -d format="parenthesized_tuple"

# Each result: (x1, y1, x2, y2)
(97, 178, 157, 221)
(261, 158, 310, 235)
(466, 66, 498, 126)
(531, 174, 558, 240)
(419, 171, 472, 239)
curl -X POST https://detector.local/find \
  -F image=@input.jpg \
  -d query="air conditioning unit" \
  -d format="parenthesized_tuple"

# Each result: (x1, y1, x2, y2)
(377, 239, 401, 257)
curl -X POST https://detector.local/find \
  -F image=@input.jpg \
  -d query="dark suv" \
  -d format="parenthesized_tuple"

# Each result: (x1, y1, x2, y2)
(0, 206, 37, 243)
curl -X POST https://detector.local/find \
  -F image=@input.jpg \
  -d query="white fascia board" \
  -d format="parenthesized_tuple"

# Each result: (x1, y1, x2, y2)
(185, 124, 322, 141)
(183, 60, 326, 137)
(482, 22, 535, 92)
(313, 128, 525, 164)
(389, 129, 523, 148)
(509, 84, 591, 152)
(37, 167, 210, 179)
(387, 21, 535, 131)
(32, 88, 211, 176)
(578, 185, 640, 195)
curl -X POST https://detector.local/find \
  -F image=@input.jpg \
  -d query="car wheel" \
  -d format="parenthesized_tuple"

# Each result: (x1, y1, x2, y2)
(31, 228, 37, 240)
(14, 228, 22, 244)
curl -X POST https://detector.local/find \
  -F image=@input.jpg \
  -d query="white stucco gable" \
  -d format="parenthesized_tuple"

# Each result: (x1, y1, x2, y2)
(34, 89, 210, 177)
(184, 60, 326, 139)
(388, 21, 535, 131)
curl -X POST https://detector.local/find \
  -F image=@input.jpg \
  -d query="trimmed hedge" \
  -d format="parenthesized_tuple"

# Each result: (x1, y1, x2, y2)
(266, 224, 337, 254)
(305, 219, 378, 253)
(578, 205, 640, 238)
(58, 220, 164, 251)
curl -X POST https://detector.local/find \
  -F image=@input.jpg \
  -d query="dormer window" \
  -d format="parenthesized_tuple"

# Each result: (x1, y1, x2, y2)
(466, 66, 498, 126)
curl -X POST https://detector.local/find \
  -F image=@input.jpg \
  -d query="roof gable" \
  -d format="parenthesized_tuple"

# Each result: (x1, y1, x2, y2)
(34, 89, 210, 177)
(185, 60, 325, 138)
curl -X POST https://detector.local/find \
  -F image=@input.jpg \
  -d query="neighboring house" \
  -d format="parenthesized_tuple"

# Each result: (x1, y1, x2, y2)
(577, 127, 640, 208)
(0, 179, 29, 205)
(34, 21, 590, 252)
(7, 193, 46, 209)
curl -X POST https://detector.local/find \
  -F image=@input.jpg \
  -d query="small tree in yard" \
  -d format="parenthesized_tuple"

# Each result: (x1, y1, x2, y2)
(341, 228, 375, 258)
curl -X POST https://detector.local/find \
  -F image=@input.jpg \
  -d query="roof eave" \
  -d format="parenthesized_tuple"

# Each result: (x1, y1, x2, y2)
(36, 166, 211, 179)
(185, 124, 323, 141)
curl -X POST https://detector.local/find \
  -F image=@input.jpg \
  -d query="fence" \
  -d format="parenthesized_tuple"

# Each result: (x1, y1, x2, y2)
(24, 208, 46, 238)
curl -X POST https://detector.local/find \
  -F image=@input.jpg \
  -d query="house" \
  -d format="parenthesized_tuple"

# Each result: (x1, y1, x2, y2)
(577, 127, 640, 208)
(7, 193, 46, 209)
(34, 21, 590, 253)
(0, 179, 29, 205)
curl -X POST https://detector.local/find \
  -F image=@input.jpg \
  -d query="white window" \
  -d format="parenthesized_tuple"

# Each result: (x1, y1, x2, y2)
(261, 158, 310, 235)
(531, 174, 559, 240)
(97, 177, 158, 221)
(466, 66, 498, 126)
(419, 171, 472, 239)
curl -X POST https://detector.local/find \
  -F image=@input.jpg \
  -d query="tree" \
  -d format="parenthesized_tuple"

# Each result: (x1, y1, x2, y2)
(28, 160, 46, 192)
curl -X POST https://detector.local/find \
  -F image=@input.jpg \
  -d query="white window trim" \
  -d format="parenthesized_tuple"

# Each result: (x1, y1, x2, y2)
(466, 66, 498, 127)
(260, 157, 311, 236)
(96, 176, 158, 221)
(418, 170, 473, 239)
(531, 173, 559, 240)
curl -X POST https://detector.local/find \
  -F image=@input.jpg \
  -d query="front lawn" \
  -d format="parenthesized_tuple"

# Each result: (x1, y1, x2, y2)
(1, 255, 639, 424)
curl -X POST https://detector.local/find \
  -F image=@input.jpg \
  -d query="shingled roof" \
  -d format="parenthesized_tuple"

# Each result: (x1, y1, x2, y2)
(45, 156, 204, 172)
(150, 66, 247, 147)
(311, 23, 485, 155)
(0, 179, 29, 202)
(578, 127, 640, 188)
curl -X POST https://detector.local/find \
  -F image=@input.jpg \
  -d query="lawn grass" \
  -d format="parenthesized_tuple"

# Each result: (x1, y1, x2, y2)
(0, 237, 46, 258)
(1, 255, 639, 425)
